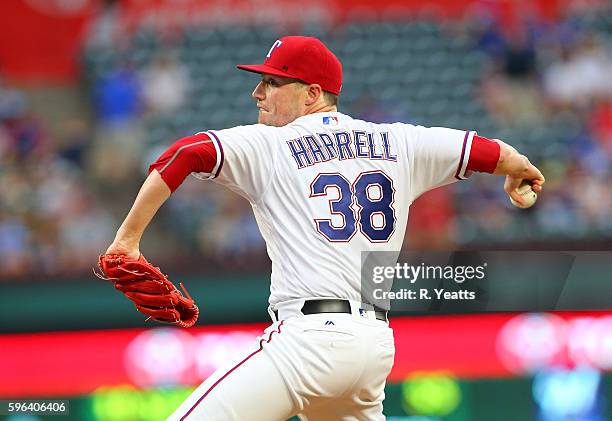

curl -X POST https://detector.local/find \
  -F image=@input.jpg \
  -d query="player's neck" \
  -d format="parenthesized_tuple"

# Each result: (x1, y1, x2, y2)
(304, 103, 338, 116)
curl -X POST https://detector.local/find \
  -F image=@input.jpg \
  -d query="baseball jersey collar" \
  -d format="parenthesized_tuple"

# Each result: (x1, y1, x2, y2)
(292, 111, 347, 125)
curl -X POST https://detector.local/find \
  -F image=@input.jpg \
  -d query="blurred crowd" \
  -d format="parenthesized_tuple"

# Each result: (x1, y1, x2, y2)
(453, 1, 612, 246)
(1, 1, 611, 280)
(0, 79, 115, 278)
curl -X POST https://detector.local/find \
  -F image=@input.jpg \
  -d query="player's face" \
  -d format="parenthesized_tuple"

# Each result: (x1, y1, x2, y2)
(252, 74, 306, 127)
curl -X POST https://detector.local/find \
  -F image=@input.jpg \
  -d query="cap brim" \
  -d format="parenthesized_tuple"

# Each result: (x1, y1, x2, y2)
(236, 64, 298, 80)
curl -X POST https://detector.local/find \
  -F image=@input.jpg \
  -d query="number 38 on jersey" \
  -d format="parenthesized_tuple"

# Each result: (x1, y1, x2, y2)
(309, 170, 396, 243)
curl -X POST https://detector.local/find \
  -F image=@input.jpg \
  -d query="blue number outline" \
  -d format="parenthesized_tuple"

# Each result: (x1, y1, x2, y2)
(352, 170, 397, 243)
(309, 170, 396, 243)
(309, 173, 358, 242)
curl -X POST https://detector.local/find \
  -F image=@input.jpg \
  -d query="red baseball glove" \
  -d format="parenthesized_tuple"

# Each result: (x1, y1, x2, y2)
(95, 254, 199, 328)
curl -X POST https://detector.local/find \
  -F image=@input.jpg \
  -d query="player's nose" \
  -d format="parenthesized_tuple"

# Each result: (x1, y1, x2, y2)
(252, 81, 265, 100)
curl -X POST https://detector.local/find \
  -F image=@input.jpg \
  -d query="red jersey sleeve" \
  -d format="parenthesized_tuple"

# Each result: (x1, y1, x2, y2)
(466, 135, 500, 174)
(148, 132, 221, 192)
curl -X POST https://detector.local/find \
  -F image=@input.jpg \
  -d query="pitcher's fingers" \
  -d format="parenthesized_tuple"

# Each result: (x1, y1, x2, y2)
(509, 189, 525, 205)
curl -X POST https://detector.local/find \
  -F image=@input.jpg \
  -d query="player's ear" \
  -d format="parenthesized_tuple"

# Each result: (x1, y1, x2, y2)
(304, 84, 323, 106)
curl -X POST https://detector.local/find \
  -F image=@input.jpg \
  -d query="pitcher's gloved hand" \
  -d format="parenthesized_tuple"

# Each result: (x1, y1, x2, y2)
(95, 254, 199, 328)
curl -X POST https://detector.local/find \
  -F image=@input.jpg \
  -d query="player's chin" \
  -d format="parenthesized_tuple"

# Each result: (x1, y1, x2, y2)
(258, 111, 282, 127)
(257, 110, 270, 125)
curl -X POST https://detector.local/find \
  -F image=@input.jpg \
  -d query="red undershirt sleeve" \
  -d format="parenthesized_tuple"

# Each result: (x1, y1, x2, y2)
(148, 132, 220, 192)
(466, 134, 501, 174)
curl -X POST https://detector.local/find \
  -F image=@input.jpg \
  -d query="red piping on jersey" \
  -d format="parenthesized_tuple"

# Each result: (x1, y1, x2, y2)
(454, 131, 470, 180)
(208, 130, 225, 178)
(179, 320, 285, 420)
(454, 132, 501, 179)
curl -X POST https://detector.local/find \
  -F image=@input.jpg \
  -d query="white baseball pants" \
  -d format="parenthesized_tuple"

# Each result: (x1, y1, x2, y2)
(167, 299, 395, 421)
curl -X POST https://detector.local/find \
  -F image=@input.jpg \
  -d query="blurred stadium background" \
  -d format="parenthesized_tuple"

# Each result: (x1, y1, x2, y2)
(0, 0, 611, 420)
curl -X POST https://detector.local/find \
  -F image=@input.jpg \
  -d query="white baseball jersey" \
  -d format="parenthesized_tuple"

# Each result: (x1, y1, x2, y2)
(196, 112, 474, 306)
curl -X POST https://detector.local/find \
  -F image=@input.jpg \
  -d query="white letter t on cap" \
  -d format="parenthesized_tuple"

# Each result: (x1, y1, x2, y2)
(267, 40, 283, 58)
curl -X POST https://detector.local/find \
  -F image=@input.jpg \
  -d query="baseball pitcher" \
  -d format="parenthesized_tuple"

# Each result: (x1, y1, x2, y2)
(97, 36, 544, 420)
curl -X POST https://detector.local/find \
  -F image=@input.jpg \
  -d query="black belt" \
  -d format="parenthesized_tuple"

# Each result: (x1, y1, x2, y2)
(274, 299, 388, 322)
